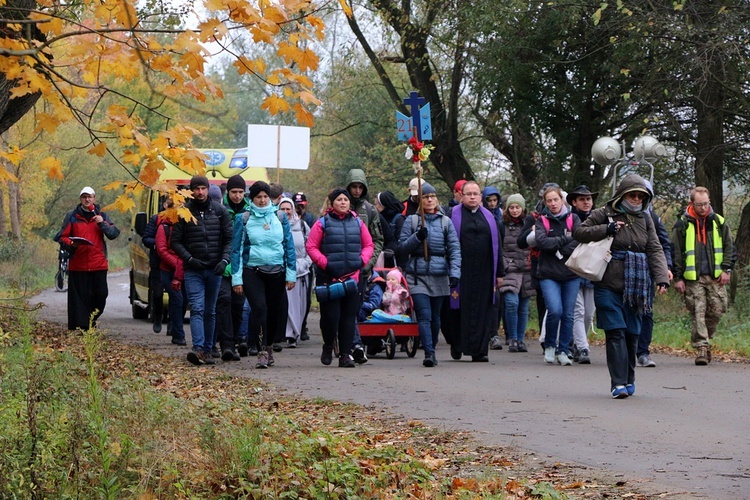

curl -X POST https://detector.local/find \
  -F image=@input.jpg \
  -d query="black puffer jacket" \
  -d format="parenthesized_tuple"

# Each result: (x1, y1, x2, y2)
(171, 198, 233, 269)
(535, 209, 580, 281)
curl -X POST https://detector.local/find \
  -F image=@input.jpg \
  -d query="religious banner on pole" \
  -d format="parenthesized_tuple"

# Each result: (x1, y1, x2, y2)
(396, 91, 432, 141)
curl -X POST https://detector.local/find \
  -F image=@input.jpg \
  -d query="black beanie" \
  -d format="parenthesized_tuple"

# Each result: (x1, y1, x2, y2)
(328, 188, 352, 204)
(226, 175, 246, 193)
(189, 175, 209, 190)
(249, 181, 271, 200)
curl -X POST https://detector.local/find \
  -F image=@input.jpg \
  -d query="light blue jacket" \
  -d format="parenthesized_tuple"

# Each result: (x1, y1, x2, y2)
(231, 202, 296, 285)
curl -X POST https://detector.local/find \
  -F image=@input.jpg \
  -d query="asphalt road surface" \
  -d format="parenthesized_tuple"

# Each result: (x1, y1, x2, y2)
(32, 271, 750, 498)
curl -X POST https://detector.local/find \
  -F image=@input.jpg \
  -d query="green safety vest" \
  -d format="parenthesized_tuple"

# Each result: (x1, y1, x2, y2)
(683, 214, 724, 280)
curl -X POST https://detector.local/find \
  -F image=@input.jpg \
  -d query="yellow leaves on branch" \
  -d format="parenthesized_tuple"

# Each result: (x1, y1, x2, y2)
(40, 157, 64, 181)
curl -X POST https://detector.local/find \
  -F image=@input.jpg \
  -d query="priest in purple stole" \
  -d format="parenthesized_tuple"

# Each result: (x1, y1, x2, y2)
(444, 181, 505, 362)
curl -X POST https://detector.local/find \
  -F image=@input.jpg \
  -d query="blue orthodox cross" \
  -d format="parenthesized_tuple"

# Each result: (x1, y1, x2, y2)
(396, 91, 432, 141)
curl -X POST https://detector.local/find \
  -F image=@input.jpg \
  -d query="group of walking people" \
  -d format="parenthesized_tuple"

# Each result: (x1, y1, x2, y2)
(59, 165, 736, 399)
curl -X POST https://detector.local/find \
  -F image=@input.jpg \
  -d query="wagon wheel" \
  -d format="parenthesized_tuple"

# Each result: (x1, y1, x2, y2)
(406, 335, 419, 358)
(384, 329, 396, 359)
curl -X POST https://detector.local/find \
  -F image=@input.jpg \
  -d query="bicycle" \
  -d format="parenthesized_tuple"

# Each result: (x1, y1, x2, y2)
(55, 247, 70, 292)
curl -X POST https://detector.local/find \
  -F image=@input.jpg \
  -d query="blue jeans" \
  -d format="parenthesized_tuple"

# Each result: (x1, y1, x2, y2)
(183, 269, 221, 353)
(412, 294, 445, 356)
(540, 278, 580, 354)
(503, 292, 530, 343)
(160, 270, 185, 341)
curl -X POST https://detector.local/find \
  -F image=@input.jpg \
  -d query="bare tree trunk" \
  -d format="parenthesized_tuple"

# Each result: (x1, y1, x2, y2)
(8, 180, 21, 239)
(730, 200, 750, 303)
(694, 52, 725, 215)
(0, 185, 6, 236)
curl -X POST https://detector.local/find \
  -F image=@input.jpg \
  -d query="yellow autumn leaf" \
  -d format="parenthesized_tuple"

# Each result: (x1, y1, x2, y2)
(104, 181, 124, 191)
(297, 49, 319, 71)
(262, 95, 291, 115)
(0, 169, 19, 183)
(0, 145, 25, 166)
(34, 113, 61, 134)
(198, 18, 227, 41)
(339, 0, 352, 17)
(41, 157, 64, 180)
(115, 0, 138, 28)
(203, 0, 226, 12)
(298, 91, 321, 106)
(89, 142, 108, 157)
(263, 5, 288, 23)
(292, 103, 314, 127)
(103, 192, 136, 213)
(140, 159, 164, 186)
(277, 42, 301, 65)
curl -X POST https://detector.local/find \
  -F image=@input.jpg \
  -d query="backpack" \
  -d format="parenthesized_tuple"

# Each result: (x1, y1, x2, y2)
(540, 213, 573, 234)
(410, 213, 448, 237)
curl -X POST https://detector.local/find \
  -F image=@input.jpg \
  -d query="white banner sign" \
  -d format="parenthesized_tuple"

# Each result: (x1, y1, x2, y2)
(247, 124, 310, 170)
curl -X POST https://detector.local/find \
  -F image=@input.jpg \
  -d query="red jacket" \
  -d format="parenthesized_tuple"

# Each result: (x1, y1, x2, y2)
(155, 219, 184, 281)
(59, 205, 120, 272)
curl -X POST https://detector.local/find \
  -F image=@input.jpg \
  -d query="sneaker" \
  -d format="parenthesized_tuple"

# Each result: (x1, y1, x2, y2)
(300, 328, 310, 341)
(202, 351, 216, 365)
(571, 344, 580, 362)
(211, 347, 221, 359)
(339, 354, 356, 368)
(517, 341, 528, 353)
(255, 350, 268, 369)
(556, 352, 572, 366)
(544, 346, 556, 364)
(272, 343, 283, 353)
(578, 348, 591, 365)
(450, 344, 462, 360)
(171, 337, 187, 346)
(266, 347, 275, 367)
(695, 346, 709, 366)
(612, 386, 629, 399)
(287, 338, 297, 348)
(153, 322, 162, 334)
(423, 353, 436, 367)
(249, 345, 259, 356)
(626, 383, 636, 396)
(237, 342, 249, 357)
(508, 339, 519, 352)
(638, 354, 656, 367)
(321, 346, 333, 366)
(489, 336, 504, 350)
(221, 349, 236, 362)
(186, 350, 205, 366)
(352, 345, 368, 364)
(471, 355, 489, 362)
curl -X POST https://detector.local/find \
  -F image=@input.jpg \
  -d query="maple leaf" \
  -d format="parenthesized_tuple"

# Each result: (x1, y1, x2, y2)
(140, 159, 164, 186)
(41, 157, 64, 180)
(89, 142, 108, 157)
(34, 113, 61, 134)
(297, 48, 319, 71)
(0, 146, 25, 166)
(292, 103, 314, 127)
(262, 95, 291, 115)
(104, 192, 136, 213)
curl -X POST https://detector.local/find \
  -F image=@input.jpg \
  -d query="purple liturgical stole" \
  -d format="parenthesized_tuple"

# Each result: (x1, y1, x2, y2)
(449, 205, 499, 309)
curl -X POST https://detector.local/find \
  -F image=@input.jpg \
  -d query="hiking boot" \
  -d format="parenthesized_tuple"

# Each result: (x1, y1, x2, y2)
(695, 346, 709, 366)
(153, 322, 162, 334)
(638, 354, 656, 367)
(272, 343, 283, 353)
(450, 344, 462, 360)
(611, 386, 629, 399)
(556, 352, 572, 366)
(578, 348, 591, 365)
(266, 347, 275, 367)
(339, 354, 356, 368)
(256, 349, 268, 369)
(517, 341, 528, 353)
(544, 346, 556, 364)
(489, 336, 504, 350)
(352, 345, 368, 364)
(707, 345, 712, 363)
(423, 353, 436, 367)
(287, 338, 297, 348)
(221, 349, 236, 362)
(187, 349, 205, 366)
(237, 342, 249, 357)
(321, 346, 333, 366)
(202, 350, 216, 365)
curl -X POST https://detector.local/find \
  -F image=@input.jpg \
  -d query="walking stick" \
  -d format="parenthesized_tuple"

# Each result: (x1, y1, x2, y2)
(413, 126, 429, 261)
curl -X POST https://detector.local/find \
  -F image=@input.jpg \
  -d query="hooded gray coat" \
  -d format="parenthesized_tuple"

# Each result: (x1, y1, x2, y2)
(574, 174, 670, 293)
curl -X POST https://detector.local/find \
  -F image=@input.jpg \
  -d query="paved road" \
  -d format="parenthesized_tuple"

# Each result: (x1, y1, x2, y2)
(33, 271, 750, 498)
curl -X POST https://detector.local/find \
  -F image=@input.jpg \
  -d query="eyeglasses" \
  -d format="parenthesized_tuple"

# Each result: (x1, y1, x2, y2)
(694, 202, 710, 208)
(626, 192, 646, 200)
(422, 194, 437, 199)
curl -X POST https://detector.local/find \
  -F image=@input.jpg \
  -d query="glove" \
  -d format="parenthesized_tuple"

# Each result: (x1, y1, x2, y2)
(187, 257, 206, 269)
(657, 282, 669, 290)
(449, 277, 459, 289)
(606, 221, 619, 236)
(416, 226, 428, 241)
(171, 279, 182, 292)
(213, 259, 228, 276)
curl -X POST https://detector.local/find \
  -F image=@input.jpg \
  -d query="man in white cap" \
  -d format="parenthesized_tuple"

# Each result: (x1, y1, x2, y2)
(403, 177, 425, 216)
(58, 186, 121, 330)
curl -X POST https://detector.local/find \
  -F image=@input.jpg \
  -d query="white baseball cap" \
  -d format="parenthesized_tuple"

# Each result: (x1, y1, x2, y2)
(408, 177, 425, 196)
(80, 186, 95, 196)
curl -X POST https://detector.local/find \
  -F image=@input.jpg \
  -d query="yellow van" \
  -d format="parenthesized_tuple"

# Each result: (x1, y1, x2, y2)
(129, 148, 269, 319)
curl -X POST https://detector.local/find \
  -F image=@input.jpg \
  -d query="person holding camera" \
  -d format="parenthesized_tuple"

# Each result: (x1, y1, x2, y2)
(398, 182, 461, 367)
(306, 188, 374, 368)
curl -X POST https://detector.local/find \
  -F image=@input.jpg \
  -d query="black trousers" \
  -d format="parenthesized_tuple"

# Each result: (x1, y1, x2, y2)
(301, 271, 314, 333)
(149, 267, 164, 325)
(605, 329, 638, 389)
(215, 275, 246, 350)
(68, 270, 108, 330)
(242, 268, 287, 348)
(319, 291, 359, 358)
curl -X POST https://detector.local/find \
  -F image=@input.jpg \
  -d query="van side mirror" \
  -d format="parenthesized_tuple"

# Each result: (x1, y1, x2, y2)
(134, 212, 147, 236)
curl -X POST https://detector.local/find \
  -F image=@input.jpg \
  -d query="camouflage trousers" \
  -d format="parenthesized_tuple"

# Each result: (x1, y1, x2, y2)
(684, 275, 728, 347)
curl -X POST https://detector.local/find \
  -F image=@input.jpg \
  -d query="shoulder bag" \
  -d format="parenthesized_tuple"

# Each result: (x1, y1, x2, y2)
(565, 216, 614, 282)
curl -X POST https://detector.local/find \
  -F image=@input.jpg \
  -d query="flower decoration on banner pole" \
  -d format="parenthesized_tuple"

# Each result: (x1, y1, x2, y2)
(397, 91, 434, 259)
